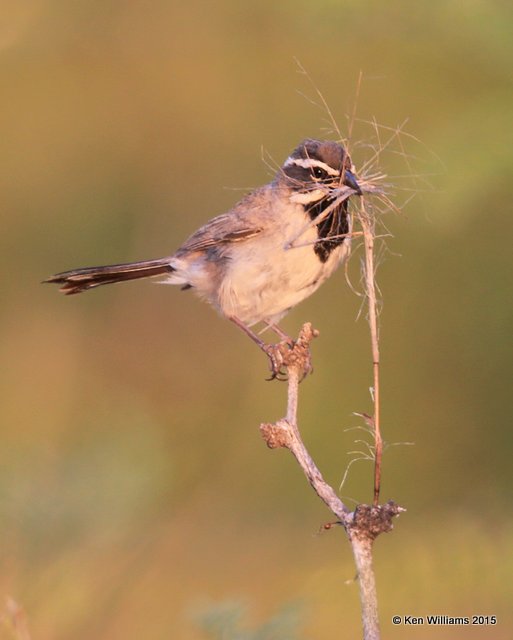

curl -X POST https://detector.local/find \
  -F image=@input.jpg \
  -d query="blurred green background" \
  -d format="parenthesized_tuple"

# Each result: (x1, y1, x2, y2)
(1, 1, 512, 638)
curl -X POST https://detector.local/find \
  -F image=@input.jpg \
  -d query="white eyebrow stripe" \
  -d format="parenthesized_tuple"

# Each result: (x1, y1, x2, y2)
(290, 188, 325, 204)
(284, 157, 340, 177)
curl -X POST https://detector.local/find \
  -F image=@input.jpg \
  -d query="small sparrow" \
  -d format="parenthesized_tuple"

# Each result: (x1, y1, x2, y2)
(45, 139, 361, 377)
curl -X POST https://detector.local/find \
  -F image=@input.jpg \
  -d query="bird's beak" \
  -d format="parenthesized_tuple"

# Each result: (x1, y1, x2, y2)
(343, 169, 362, 195)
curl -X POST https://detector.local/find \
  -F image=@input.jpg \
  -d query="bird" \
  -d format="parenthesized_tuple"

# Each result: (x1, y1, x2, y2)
(45, 139, 361, 377)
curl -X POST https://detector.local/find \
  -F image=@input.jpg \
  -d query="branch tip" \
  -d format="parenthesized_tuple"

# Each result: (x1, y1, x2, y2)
(273, 322, 318, 381)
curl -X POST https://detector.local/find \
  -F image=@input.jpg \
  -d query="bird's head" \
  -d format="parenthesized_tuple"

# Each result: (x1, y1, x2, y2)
(278, 138, 361, 201)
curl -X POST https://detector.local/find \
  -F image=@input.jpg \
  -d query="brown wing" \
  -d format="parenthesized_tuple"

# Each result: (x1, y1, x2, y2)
(177, 212, 263, 254)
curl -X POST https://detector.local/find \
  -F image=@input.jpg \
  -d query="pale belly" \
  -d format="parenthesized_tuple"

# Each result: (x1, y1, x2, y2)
(217, 229, 350, 325)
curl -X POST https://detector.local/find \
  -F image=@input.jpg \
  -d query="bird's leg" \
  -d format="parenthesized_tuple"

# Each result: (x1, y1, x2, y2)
(265, 322, 294, 345)
(229, 316, 289, 380)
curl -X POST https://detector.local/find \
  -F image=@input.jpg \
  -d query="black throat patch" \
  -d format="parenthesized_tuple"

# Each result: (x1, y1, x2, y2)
(306, 197, 349, 263)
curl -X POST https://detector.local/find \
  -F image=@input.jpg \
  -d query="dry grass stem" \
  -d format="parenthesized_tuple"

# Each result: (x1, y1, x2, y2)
(356, 199, 383, 506)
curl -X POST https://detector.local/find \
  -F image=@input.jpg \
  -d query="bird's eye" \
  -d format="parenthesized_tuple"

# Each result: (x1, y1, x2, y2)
(312, 167, 328, 180)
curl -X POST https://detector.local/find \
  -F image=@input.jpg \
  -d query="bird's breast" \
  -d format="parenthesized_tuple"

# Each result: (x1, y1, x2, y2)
(216, 201, 350, 325)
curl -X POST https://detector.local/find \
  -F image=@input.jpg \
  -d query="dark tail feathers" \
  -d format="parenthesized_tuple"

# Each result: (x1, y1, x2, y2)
(44, 258, 174, 295)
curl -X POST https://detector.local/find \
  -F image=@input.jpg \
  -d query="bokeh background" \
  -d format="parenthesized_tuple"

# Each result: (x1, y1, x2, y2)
(1, 1, 512, 638)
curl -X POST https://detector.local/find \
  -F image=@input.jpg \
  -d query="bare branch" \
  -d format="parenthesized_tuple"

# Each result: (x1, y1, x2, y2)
(258, 323, 404, 640)
(260, 323, 351, 523)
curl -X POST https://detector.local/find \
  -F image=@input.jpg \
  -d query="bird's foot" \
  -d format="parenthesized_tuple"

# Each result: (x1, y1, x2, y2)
(228, 316, 318, 382)
(263, 330, 316, 382)
(263, 341, 292, 381)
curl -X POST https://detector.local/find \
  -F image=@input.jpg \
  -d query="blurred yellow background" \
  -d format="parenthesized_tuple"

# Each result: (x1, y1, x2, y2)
(1, 1, 512, 638)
